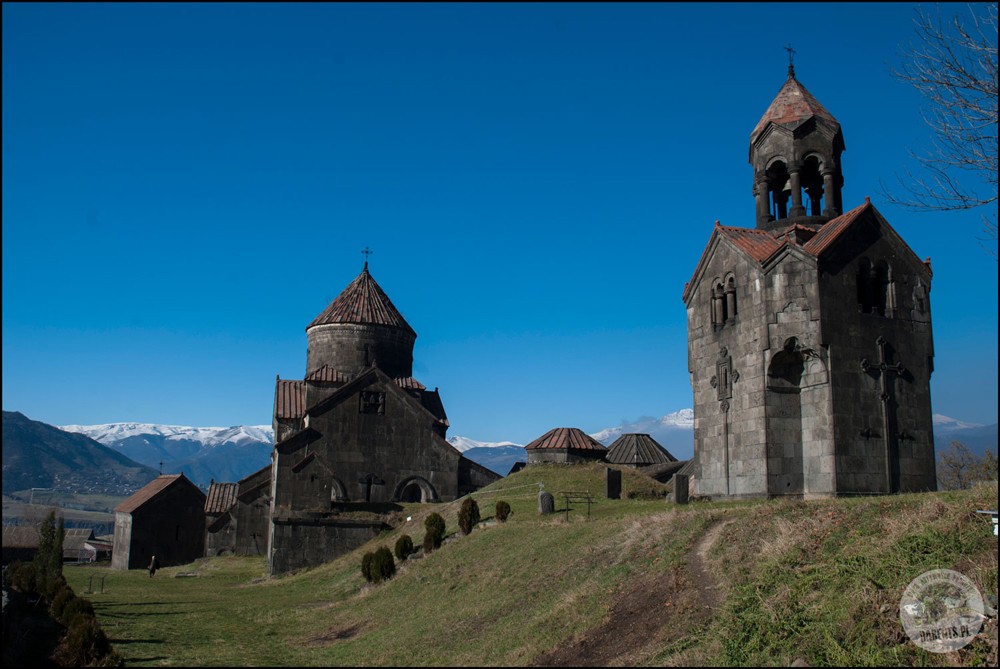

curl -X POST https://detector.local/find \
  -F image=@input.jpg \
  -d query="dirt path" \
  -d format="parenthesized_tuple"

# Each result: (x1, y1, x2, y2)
(533, 518, 733, 667)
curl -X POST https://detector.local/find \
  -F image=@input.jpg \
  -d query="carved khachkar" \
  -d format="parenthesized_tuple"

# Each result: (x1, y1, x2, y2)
(710, 347, 739, 495)
(861, 336, 908, 493)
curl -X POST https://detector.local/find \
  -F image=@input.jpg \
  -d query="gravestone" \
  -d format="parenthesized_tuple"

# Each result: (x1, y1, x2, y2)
(672, 474, 689, 505)
(606, 468, 622, 500)
(538, 491, 554, 515)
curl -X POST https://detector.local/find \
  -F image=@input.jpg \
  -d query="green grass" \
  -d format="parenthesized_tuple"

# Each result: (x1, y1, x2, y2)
(61, 469, 998, 666)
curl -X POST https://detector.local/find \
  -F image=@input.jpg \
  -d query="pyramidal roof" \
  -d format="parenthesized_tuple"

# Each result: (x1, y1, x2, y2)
(524, 427, 607, 452)
(307, 263, 415, 335)
(751, 69, 840, 143)
(606, 433, 677, 466)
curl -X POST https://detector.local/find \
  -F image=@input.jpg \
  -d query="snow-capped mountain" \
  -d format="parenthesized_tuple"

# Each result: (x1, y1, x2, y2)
(59, 423, 275, 489)
(447, 435, 523, 453)
(932, 414, 984, 431)
(61, 423, 273, 448)
(589, 409, 694, 448)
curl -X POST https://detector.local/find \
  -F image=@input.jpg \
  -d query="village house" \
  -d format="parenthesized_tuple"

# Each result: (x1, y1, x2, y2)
(112, 473, 206, 570)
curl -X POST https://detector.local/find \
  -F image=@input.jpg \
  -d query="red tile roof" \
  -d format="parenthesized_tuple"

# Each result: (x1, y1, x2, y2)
(751, 74, 840, 143)
(307, 265, 415, 335)
(524, 427, 607, 452)
(394, 376, 426, 390)
(275, 378, 306, 419)
(204, 482, 239, 514)
(718, 225, 783, 263)
(114, 474, 203, 514)
(802, 200, 871, 256)
(305, 365, 350, 384)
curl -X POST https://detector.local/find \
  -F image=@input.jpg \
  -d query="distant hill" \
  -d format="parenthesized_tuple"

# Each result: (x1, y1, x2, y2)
(933, 414, 998, 458)
(2, 411, 158, 495)
(59, 423, 273, 489)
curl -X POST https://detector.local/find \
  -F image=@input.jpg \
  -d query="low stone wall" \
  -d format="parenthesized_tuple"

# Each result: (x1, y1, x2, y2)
(268, 513, 390, 575)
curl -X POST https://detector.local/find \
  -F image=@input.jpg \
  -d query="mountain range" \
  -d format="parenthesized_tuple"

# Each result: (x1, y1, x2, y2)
(3, 409, 994, 494)
(2, 411, 158, 495)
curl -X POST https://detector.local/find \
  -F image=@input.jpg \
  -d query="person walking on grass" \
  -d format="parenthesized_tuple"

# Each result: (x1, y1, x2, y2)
(148, 554, 160, 577)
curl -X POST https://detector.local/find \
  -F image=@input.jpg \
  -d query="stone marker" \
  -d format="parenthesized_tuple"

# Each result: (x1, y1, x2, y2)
(672, 474, 689, 505)
(606, 468, 622, 500)
(538, 491, 555, 515)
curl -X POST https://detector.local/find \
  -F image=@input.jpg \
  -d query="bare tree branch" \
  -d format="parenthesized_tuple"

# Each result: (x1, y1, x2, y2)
(882, 3, 998, 258)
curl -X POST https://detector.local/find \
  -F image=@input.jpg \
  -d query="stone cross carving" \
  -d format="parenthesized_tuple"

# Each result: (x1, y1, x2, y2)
(861, 336, 906, 493)
(710, 347, 739, 495)
(358, 473, 385, 503)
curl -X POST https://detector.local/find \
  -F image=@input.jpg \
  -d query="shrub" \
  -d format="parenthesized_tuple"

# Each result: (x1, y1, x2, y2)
(65, 616, 111, 666)
(495, 500, 512, 522)
(361, 552, 376, 582)
(371, 546, 396, 583)
(51, 584, 77, 621)
(458, 498, 481, 535)
(61, 596, 96, 628)
(8, 561, 38, 594)
(394, 534, 414, 561)
(423, 513, 446, 552)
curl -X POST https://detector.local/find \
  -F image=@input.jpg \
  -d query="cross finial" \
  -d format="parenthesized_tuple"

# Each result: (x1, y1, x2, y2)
(361, 246, 373, 269)
(785, 44, 796, 78)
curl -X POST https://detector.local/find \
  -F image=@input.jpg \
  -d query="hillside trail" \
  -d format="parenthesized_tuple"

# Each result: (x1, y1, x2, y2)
(533, 517, 734, 667)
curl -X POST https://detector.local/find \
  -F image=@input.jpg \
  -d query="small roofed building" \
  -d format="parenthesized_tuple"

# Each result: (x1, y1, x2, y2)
(234, 465, 270, 556)
(2, 525, 40, 564)
(204, 481, 239, 557)
(606, 433, 678, 468)
(525, 427, 608, 465)
(113, 473, 206, 570)
(63, 528, 96, 563)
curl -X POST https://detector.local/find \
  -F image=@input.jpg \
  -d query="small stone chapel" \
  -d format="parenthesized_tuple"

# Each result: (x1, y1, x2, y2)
(266, 259, 499, 574)
(683, 63, 937, 498)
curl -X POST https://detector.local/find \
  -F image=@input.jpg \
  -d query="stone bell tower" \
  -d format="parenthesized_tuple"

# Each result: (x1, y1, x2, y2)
(750, 61, 845, 230)
(684, 62, 936, 499)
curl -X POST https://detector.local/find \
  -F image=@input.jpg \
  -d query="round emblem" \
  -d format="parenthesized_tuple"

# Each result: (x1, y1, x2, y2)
(899, 569, 985, 653)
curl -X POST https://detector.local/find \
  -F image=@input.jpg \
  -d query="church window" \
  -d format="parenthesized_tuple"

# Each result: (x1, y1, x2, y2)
(712, 275, 738, 330)
(725, 275, 737, 323)
(766, 161, 791, 220)
(359, 391, 386, 415)
(801, 155, 824, 216)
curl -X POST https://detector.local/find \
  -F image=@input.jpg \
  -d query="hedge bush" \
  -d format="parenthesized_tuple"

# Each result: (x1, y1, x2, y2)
(495, 500, 512, 522)
(361, 552, 376, 582)
(394, 534, 414, 561)
(371, 547, 396, 583)
(423, 513, 446, 552)
(458, 498, 481, 535)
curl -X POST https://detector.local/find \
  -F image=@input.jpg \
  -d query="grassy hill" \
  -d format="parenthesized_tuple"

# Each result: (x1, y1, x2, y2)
(62, 464, 998, 666)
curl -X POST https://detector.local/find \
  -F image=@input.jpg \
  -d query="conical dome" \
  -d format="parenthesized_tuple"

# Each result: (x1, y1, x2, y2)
(307, 264, 415, 336)
(305, 264, 416, 380)
(750, 71, 840, 145)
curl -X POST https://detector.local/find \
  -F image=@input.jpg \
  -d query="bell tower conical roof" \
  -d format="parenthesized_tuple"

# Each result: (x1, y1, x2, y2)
(749, 65, 846, 230)
(307, 263, 415, 336)
(750, 69, 841, 145)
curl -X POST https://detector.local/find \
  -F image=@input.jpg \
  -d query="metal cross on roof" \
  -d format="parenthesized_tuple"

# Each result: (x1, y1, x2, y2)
(361, 246, 373, 268)
(785, 44, 796, 77)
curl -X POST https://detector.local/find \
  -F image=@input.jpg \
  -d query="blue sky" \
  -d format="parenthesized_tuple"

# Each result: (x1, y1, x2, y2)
(3, 3, 997, 444)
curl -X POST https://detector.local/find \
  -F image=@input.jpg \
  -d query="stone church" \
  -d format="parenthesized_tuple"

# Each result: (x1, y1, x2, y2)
(266, 261, 499, 574)
(683, 65, 937, 499)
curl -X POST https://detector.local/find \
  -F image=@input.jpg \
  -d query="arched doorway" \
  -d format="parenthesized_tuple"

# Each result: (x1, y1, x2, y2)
(766, 339, 805, 496)
(392, 477, 439, 503)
